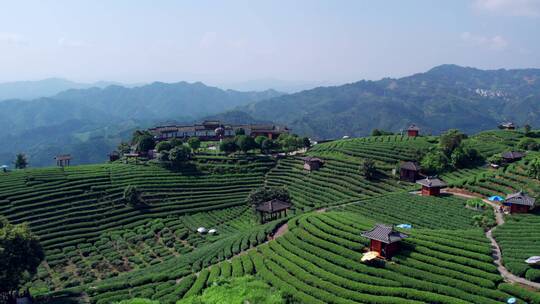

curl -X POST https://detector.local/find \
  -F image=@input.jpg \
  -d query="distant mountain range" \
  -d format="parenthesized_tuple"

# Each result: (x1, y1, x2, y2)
(0, 78, 123, 100)
(0, 82, 283, 167)
(232, 64, 540, 139)
(2, 64, 540, 167)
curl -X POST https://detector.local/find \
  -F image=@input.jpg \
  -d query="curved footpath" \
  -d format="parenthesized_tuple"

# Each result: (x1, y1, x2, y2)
(443, 188, 540, 290)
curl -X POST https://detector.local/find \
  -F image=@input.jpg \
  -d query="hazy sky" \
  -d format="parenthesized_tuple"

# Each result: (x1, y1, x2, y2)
(1, 0, 539, 85)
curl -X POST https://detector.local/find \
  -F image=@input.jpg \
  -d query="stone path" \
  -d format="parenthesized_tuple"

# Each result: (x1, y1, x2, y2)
(444, 188, 540, 290)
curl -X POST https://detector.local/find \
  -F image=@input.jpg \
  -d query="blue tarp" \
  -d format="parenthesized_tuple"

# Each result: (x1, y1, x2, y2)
(396, 224, 412, 229)
(488, 196, 504, 202)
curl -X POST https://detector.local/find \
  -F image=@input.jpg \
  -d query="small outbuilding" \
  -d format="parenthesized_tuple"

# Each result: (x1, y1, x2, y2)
(54, 154, 72, 167)
(361, 224, 408, 259)
(407, 124, 420, 137)
(301, 157, 324, 171)
(500, 122, 516, 130)
(399, 161, 421, 182)
(502, 151, 525, 163)
(255, 199, 292, 223)
(108, 151, 120, 162)
(504, 191, 536, 213)
(416, 177, 447, 196)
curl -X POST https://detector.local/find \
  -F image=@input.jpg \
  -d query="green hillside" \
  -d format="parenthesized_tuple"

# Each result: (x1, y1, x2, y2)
(2, 130, 540, 303)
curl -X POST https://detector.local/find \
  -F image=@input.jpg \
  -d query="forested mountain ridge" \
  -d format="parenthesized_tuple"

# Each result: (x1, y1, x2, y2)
(236, 64, 540, 139)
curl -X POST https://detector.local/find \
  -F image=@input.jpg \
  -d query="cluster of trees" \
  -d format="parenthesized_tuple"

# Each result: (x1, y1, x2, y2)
(123, 185, 145, 207)
(246, 187, 291, 208)
(0, 217, 44, 302)
(154, 138, 193, 167)
(220, 133, 310, 155)
(421, 129, 482, 174)
(371, 129, 394, 136)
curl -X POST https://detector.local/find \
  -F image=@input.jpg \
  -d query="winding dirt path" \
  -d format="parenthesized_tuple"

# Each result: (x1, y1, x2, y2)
(443, 188, 540, 290)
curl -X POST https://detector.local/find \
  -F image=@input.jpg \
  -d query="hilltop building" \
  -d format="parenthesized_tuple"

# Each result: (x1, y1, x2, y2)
(407, 124, 420, 137)
(500, 122, 516, 130)
(416, 177, 447, 196)
(362, 224, 408, 259)
(504, 191, 536, 213)
(149, 120, 289, 142)
(399, 161, 421, 182)
(54, 155, 72, 167)
(301, 157, 324, 171)
(501, 151, 525, 163)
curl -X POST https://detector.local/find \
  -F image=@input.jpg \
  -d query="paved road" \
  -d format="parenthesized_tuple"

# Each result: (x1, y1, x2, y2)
(444, 189, 540, 290)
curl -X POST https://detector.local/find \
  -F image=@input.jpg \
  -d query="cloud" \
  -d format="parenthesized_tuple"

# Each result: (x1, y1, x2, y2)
(0, 32, 27, 46)
(472, 0, 540, 17)
(58, 37, 91, 48)
(460, 32, 509, 50)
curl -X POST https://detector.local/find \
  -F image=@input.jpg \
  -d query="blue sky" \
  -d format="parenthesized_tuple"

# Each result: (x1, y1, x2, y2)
(0, 0, 539, 86)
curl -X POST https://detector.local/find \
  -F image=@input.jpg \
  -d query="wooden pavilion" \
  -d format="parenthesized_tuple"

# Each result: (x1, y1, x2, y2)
(504, 191, 536, 213)
(255, 199, 292, 223)
(361, 224, 408, 259)
(301, 157, 324, 171)
(502, 151, 525, 163)
(500, 122, 516, 130)
(399, 161, 421, 182)
(416, 177, 447, 196)
(407, 124, 420, 137)
(54, 155, 72, 167)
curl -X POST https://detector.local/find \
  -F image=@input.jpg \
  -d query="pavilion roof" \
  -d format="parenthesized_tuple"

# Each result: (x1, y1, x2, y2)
(505, 191, 536, 207)
(362, 224, 408, 244)
(407, 124, 420, 131)
(54, 154, 72, 161)
(400, 161, 421, 171)
(502, 151, 525, 160)
(416, 177, 447, 188)
(301, 157, 324, 164)
(255, 199, 292, 213)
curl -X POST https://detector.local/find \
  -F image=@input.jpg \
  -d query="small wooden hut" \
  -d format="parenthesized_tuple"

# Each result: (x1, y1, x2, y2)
(54, 154, 72, 167)
(399, 161, 421, 182)
(504, 191, 536, 213)
(502, 151, 525, 163)
(500, 122, 516, 130)
(108, 151, 120, 162)
(407, 124, 420, 137)
(301, 157, 324, 171)
(361, 224, 408, 259)
(255, 199, 292, 223)
(416, 177, 447, 196)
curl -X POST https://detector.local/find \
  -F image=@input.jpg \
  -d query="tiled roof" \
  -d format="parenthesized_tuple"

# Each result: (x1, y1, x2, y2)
(407, 124, 420, 131)
(502, 151, 525, 159)
(505, 191, 536, 207)
(255, 199, 292, 213)
(361, 224, 408, 244)
(301, 157, 324, 163)
(416, 177, 447, 188)
(400, 161, 421, 171)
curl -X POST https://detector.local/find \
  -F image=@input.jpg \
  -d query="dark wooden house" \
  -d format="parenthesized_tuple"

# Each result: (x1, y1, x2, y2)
(407, 124, 420, 137)
(399, 161, 421, 182)
(416, 177, 447, 196)
(504, 191, 536, 213)
(255, 199, 292, 223)
(502, 151, 525, 163)
(361, 224, 408, 259)
(54, 154, 72, 167)
(301, 157, 324, 171)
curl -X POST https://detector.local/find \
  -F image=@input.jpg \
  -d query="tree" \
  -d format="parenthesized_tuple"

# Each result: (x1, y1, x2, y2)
(261, 139, 274, 154)
(246, 187, 291, 207)
(254, 136, 267, 148)
(117, 142, 131, 155)
(421, 150, 448, 174)
(219, 138, 238, 154)
(14, 153, 28, 169)
(0, 217, 44, 300)
(169, 145, 192, 166)
(371, 129, 382, 136)
(450, 146, 481, 169)
(527, 157, 540, 180)
(235, 135, 256, 153)
(278, 134, 301, 154)
(155, 141, 172, 153)
(168, 138, 183, 148)
(235, 128, 246, 136)
(524, 124, 532, 135)
(187, 137, 201, 153)
(136, 135, 155, 153)
(439, 129, 467, 156)
(157, 150, 170, 162)
(302, 137, 311, 148)
(123, 185, 143, 207)
(359, 158, 377, 180)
